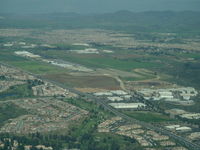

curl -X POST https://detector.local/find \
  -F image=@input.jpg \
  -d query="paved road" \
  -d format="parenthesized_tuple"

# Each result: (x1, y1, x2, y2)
(1, 62, 200, 150)
(41, 77, 200, 150)
(45, 79, 200, 150)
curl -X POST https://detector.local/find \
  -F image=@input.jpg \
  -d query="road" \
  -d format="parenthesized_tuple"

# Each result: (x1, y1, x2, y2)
(114, 76, 126, 91)
(40, 76, 200, 150)
(44, 78, 200, 150)
(1, 62, 200, 150)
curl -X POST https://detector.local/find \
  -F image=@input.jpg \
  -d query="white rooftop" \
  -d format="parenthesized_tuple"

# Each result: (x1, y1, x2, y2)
(94, 92, 113, 96)
(107, 97, 123, 101)
(176, 126, 192, 132)
(109, 103, 146, 109)
(111, 90, 128, 95)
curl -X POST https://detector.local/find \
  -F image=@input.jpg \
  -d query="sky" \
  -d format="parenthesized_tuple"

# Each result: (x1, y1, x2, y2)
(0, 0, 200, 14)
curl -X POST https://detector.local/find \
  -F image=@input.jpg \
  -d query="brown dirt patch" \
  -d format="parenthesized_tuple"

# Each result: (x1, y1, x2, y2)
(75, 88, 108, 93)
(44, 73, 121, 90)
(126, 80, 175, 90)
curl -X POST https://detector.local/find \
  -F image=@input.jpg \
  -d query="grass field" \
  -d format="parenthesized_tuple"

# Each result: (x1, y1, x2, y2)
(0, 84, 34, 100)
(0, 51, 68, 75)
(177, 52, 200, 60)
(0, 103, 28, 127)
(123, 111, 175, 123)
(89, 132, 141, 150)
(9, 61, 68, 74)
(35, 50, 162, 71)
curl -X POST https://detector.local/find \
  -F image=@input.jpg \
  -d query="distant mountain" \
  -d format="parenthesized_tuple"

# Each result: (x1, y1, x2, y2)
(0, 11, 200, 33)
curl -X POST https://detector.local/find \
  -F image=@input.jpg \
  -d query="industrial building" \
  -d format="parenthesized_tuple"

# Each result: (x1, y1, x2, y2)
(165, 125, 192, 132)
(109, 103, 146, 109)
(137, 87, 198, 105)
(15, 51, 41, 58)
(180, 113, 200, 120)
(107, 96, 123, 101)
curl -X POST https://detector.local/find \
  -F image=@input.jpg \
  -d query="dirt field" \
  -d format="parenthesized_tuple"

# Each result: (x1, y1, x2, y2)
(75, 88, 109, 93)
(45, 73, 121, 90)
(125, 80, 176, 90)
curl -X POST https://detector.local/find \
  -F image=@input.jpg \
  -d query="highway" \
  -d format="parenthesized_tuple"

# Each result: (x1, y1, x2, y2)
(45, 79, 200, 150)
(1, 62, 200, 150)
(40, 77, 200, 150)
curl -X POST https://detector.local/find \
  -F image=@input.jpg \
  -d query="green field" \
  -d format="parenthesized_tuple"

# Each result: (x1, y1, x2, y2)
(123, 111, 175, 123)
(35, 50, 162, 71)
(0, 84, 34, 100)
(0, 103, 28, 127)
(0, 51, 68, 75)
(178, 52, 200, 60)
(9, 60, 68, 74)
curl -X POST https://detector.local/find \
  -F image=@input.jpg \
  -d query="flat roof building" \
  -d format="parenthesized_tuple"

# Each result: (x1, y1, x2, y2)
(107, 97, 123, 101)
(109, 103, 146, 109)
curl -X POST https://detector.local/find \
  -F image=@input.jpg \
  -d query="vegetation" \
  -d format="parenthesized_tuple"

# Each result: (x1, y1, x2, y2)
(53, 43, 88, 50)
(9, 61, 68, 75)
(0, 75, 6, 80)
(0, 84, 34, 100)
(161, 61, 200, 89)
(0, 132, 141, 150)
(0, 51, 68, 75)
(123, 111, 175, 123)
(0, 103, 27, 127)
(36, 51, 161, 71)
(61, 98, 141, 149)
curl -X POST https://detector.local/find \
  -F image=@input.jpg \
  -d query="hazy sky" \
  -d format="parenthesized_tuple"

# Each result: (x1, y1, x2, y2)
(0, 0, 200, 14)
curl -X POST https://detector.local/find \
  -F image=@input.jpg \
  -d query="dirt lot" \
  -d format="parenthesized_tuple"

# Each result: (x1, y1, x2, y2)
(125, 80, 176, 90)
(45, 73, 121, 90)
(75, 88, 109, 93)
